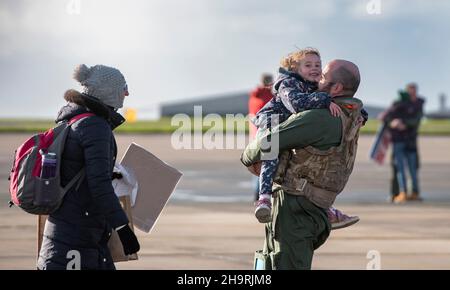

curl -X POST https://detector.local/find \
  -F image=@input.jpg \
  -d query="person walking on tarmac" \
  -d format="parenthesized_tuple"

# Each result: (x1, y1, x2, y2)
(37, 64, 140, 270)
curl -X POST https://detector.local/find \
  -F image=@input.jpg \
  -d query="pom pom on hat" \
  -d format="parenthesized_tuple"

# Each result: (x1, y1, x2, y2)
(73, 64, 91, 83)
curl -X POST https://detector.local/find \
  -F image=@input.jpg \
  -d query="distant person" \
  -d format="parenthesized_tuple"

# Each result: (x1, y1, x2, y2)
(242, 59, 365, 269)
(38, 64, 140, 270)
(382, 83, 425, 203)
(251, 47, 363, 229)
(248, 73, 274, 201)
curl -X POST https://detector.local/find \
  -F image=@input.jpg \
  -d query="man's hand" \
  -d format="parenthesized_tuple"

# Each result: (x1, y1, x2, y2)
(247, 162, 262, 176)
(356, 116, 365, 127)
(329, 102, 343, 117)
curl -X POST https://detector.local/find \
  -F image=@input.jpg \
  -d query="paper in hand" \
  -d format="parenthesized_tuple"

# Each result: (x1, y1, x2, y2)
(112, 163, 138, 207)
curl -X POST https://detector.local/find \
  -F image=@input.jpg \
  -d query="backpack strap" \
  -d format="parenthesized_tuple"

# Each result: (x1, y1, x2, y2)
(69, 113, 95, 125)
(61, 113, 95, 194)
(62, 168, 85, 195)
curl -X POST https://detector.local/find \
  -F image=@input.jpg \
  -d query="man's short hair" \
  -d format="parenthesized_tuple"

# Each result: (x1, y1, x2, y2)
(331, 66, 360, 96)
(406, 82, 418, 90)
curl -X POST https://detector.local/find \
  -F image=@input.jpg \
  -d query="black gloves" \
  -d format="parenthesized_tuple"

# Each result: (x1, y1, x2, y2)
(112, 172, 123, 180)
(117, 224, 140, 255)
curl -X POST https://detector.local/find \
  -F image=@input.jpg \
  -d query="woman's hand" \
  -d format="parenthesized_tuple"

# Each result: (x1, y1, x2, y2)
(390, 118, 406, 130)
(117, 224, 140, 255)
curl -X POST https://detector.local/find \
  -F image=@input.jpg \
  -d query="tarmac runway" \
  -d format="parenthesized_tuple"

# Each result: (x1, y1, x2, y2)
(0, 133, 449, 269)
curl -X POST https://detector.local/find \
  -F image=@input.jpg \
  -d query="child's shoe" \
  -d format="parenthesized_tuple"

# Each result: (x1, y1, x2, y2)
(255, 196, 272, 223)
(327, 207, 360, 230)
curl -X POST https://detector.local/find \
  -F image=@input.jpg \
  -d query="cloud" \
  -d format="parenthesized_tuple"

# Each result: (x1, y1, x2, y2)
(1, 0, 449, 117)
(347, 0, 450, 20)
(0, 0, 333, 58)
(1, 0, 154, 57)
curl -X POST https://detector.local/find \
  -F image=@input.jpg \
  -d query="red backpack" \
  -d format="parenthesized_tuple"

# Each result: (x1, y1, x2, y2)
(9, 113, 95, 215)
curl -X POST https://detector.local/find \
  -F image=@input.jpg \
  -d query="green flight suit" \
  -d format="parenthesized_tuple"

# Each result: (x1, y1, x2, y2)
(243, 97, 361, 270)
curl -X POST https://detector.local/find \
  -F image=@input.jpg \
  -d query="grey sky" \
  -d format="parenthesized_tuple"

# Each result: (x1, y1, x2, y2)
(1, 0, 449, 118)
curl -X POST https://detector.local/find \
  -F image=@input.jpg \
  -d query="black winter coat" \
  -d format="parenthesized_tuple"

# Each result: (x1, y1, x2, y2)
(37, 90, 129, 270)
(383, 98, 425, 143)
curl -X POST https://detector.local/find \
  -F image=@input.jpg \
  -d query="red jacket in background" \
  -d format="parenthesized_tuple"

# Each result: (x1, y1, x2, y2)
(248, 86, 273, 138)
(248, 86, 273, 116)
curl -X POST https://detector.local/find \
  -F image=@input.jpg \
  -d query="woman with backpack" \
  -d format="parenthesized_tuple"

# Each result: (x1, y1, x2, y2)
(37, 64, 140, 270)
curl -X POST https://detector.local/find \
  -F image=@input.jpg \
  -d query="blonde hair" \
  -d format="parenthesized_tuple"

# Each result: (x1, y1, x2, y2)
(280, 47, 321, 72)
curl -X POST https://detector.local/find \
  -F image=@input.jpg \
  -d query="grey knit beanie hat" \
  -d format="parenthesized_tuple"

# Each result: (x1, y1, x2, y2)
(73, 64, 127, 109)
